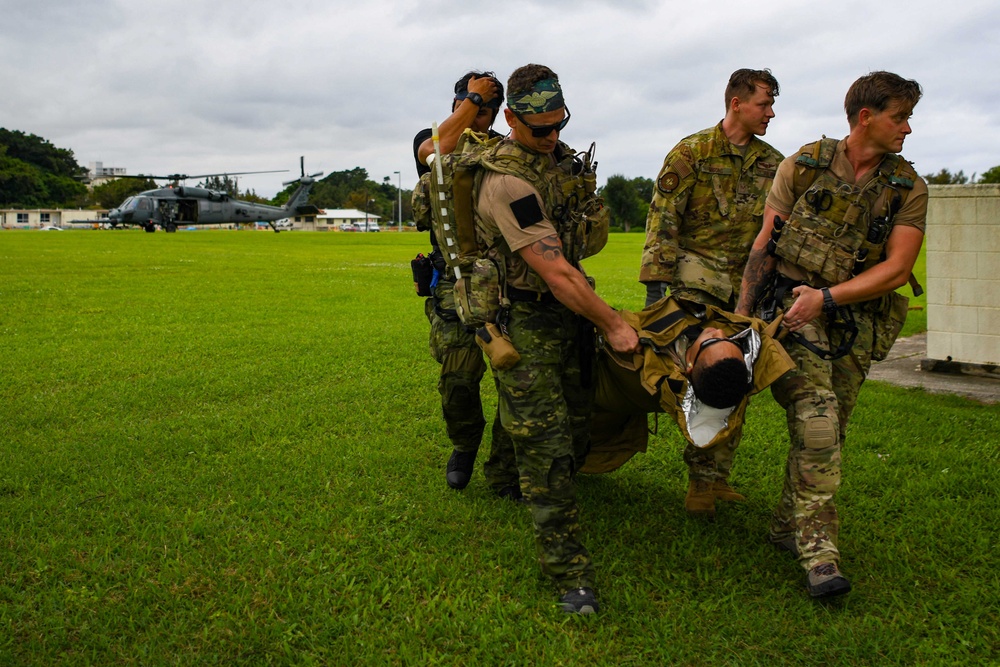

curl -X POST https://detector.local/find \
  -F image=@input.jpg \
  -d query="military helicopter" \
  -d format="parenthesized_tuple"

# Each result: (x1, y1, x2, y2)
(107, 157, 323, 233)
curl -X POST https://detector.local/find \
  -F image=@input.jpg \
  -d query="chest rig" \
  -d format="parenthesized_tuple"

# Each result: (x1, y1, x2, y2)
(775, 138, 916, 288)
(478, 139, 609, 267)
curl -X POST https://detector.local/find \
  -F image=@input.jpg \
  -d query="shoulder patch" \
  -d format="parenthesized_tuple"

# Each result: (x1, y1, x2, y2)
(657, 171, 680, 194)
(510, 194, 545, 229)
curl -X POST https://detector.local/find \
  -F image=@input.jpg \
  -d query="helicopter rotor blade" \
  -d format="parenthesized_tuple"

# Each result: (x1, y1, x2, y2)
(282, 157, 321, 186)
(114, 169, 288, 183)
(181, 170, 289, 180)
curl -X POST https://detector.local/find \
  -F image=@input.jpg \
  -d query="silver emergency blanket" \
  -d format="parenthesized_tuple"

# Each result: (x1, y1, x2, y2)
(681, 328, 761, 447)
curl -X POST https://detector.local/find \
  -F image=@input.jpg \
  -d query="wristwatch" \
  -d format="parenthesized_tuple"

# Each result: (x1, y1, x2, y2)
(465, 92, 484, 108)
(821, 287, 838, 316)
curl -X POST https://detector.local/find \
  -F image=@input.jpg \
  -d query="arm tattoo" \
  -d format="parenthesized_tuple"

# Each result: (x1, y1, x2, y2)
(737, 246, 776, 314)
(528, 234, 563, 262)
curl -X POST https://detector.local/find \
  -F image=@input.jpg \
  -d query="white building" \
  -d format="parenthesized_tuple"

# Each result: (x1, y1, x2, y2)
(314, 209, 382, 232)
(88, 162, 128, 188)
(0, 208, 109, 229)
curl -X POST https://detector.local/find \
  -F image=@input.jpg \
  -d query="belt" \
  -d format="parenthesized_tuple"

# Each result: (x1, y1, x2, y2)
(506, 284, 560, 304)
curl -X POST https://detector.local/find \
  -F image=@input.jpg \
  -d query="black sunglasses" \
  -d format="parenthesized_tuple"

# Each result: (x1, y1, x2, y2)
(690, 334, 743, 369)
(512, 106, 571, 138)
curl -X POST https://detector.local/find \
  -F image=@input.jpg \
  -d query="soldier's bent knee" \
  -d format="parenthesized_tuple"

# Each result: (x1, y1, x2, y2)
(444, 383, 478, 411)
(803, 415, 837, 450)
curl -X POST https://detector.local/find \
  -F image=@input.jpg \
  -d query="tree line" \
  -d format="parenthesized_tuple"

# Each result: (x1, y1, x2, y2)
(1, 128, 994, 228)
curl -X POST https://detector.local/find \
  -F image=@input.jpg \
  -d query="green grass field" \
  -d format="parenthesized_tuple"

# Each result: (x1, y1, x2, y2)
(1, 230, 996, 666)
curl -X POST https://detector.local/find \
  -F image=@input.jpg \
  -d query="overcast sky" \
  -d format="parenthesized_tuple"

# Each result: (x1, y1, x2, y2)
(2, 0, 998, 198)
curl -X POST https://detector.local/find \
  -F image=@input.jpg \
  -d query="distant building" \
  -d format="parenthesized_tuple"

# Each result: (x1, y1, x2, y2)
(88, 161, 128, 188)
(1, 208, 109, 229)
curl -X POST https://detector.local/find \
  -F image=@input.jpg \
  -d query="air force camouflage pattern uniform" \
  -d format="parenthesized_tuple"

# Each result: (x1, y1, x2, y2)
(640, 123, 783, 306)
(639, 122, 782, 484)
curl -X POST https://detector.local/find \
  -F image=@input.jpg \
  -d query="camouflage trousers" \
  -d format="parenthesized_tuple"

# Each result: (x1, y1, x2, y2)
(495, 301, 595, 593)
(769, 304, 875, 570)
(426, 281, 516, 490)
(667, 286, 744, 483)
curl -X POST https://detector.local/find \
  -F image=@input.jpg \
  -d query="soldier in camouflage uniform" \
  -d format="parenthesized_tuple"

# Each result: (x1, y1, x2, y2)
(412, 71, 519, 497)
(475, 64, 640, 615)
(638, 69, 784, 517)
(737, 71, 927, 598)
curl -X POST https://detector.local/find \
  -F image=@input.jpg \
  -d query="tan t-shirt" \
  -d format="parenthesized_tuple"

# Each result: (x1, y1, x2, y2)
(477, 170, 558, 292)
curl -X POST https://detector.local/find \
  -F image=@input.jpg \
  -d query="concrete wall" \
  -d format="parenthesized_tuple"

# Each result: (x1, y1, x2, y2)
(925, 184, 1000, 365)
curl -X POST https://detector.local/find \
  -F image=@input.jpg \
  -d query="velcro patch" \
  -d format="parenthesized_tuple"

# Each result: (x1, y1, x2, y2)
(510, 194, 544, 229)
(657, 171, 680, 194)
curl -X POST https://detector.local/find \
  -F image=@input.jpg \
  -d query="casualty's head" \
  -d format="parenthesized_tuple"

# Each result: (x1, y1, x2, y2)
(504, 64, 570, 155)
(453, 70, 504, 132)
(685, 327, 753, 409)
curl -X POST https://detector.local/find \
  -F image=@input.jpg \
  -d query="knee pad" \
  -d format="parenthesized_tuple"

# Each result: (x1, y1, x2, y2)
(803, 415, 837, 450)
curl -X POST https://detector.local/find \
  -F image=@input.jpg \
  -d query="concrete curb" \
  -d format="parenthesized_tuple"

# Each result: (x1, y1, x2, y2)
(868, 333, 1000, 404)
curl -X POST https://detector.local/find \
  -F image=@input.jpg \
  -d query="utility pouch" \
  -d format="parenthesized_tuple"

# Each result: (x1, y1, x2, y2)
(411, 253, 433, 297)
(455, 257, 501, 328)
(411, 173, 433, 232)
(774, 223, 854, 285)
(870, 291, 909, 362)
(475, 322, 521, 370)
(580, 203, 610, 260)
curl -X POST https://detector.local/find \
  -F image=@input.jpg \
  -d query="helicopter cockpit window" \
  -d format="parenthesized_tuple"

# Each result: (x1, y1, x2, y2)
(137, 198, 152, 211)
(121, 197, 135, 210)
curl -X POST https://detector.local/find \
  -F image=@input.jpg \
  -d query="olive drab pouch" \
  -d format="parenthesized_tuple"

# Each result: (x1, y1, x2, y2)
(870, 290, 909, 361)
(579, 198, 610, 260)
(475, 322, 520, 370)
(411, 173, 432, 232)
(773, 221, 855, 285)
(454, 257, 502, 328)
(549, 142, 609, 264)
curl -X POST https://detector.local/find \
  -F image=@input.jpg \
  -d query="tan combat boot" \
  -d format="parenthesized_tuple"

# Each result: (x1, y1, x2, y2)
(684, 479, 716, 517)
(713, 480, 746, 502)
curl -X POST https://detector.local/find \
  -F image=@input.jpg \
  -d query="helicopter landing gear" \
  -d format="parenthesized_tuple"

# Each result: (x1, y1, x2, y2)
(143, 222, 156, 233)
(165, 222, 178, 233)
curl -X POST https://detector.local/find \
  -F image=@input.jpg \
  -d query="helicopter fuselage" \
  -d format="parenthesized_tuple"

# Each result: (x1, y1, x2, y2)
(108, 179, 316, 233)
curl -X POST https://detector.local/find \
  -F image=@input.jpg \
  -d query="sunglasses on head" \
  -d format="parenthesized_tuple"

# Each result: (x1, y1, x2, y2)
(512, 106, 571, 137)
(690, 334, 743, 369)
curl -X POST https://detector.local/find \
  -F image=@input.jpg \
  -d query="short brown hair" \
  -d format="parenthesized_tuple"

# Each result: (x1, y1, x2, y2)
(725, 69, 779, 108)
(507, 64, 558, 99)
(844, 71, 922, 127)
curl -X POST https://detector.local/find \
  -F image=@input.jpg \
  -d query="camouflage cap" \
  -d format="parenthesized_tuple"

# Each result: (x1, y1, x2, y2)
(507, 78, 565, 114)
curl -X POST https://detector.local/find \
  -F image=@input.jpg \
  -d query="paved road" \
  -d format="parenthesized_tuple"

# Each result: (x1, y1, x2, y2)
(868, 333, 999, 404)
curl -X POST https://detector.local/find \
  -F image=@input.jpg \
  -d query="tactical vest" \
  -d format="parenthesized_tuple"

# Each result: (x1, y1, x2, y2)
(413, 130, 609, 327)
(774, 138, 917, 287)
(478, 138, 609, 269)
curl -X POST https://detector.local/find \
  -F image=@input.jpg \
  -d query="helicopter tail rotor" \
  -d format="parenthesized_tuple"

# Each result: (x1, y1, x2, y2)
(282, 157, 323, 186)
